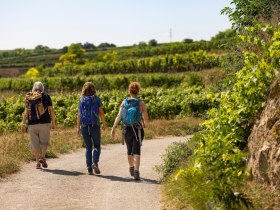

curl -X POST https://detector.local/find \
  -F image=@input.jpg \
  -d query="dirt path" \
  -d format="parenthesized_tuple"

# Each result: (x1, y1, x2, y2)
(0, 136, 188, 210)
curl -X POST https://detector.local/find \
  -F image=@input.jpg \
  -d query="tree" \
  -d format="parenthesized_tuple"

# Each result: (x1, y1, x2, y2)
(148, 39, 158, 47)
(102, 51, 118, 62)
(59, 43, 86, 65)
(97, 43, 116, 48)
(25, 67, 39, 78)
(34, 45, 51, 53)
(182, 38, 194, 43)
(138, 41, 147, 48)
(82, 42, 96, 50)
(14, 48, 31, 56)
(61, 46, 68, 53)
(221, 0, 280, 30)
(211, 29, 236, 41)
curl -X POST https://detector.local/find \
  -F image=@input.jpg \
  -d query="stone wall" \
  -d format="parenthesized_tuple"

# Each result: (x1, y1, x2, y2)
(247, 75, 280, 187)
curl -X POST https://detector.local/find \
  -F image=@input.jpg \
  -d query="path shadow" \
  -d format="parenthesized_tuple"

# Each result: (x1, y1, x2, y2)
(140, 177, 159, 185)
(98, 174, 159, 184)
(42, 169, 84, 176)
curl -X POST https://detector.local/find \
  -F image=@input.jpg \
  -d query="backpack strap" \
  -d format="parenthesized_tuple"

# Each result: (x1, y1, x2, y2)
(91, 96, 99, 120)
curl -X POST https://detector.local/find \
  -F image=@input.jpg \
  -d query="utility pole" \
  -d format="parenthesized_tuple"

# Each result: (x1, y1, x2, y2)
(169, 28, 172, 43)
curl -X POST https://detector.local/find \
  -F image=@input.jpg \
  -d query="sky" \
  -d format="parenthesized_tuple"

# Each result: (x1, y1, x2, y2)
(0, 0, 232, 50)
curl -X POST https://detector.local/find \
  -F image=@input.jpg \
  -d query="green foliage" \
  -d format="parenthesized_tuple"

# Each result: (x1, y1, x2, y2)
(148, 39, 158, 47)
(34, 45, 51, 54)
(170, 24, 280, 209)
(0, 86, 215, 133)
(24, 67, 39, 79)
(0, 73, 206, 92)
(0, 38, 232, 75)
(101, 51, 118, 62)
(155, 139, 195, 181)
(211, 29, 236, 41)
(182, 38, 193, 43)
(81, 42, 96, 50)
(43, 50, 219, 76)
(58, 43, 86, 65)
(221, 0, 280, 30)
(97, 42, 116, 48)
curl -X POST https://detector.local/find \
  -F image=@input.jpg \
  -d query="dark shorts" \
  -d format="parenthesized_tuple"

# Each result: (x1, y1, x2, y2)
(123, 126, 144, 155)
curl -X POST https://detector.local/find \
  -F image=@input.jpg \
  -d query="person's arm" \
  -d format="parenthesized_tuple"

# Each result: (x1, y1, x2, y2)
(48, 106, 56, 129)
(111, 107, 122, 137)
(141, 110, 149, 128)
(46, 95, 55, 129)
(21, 107, 28, 133)
(140, 102, 149, 128)
(99, 107, 106, 131)
(77, 109, 81, 134)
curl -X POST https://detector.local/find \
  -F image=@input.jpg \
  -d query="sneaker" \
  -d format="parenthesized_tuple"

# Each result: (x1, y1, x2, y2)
(134, 170, 140, 180)
(92, 164, 101, 174)
(39, 158, 48, 168)
(129, 166, 134, 176)
(36, 162, 41, 169)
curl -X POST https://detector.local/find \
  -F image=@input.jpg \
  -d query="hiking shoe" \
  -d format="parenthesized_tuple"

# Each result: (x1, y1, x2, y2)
(129, 166, 134, 176)
(36, 162, 41, 169)
(92, 164, 101, 174)
(39, 158, 48, 168)
(88, 169, 93, 175)
(134, 170, 140, 180)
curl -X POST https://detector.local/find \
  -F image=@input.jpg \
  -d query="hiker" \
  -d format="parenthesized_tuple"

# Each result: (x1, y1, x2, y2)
(111, 82, 149, 180)
(21, 81, 56, 169)
(77, 82, 106, 175)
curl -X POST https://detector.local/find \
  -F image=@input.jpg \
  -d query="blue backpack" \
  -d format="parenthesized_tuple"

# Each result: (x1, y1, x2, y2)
(79, 96, 99, 125)
(121, 98, 141, 126)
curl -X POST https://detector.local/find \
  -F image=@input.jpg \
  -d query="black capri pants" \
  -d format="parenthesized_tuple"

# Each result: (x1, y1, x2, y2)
(124, 126, 144, 155)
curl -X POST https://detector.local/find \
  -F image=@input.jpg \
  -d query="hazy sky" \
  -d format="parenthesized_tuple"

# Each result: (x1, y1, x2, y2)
(0, 0, 232, 50)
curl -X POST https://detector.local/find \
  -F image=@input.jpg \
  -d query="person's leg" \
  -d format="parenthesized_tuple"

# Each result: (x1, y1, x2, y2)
(81, 125, 93, 173)
(125, 127, 134, 176)
(33, 148, 41, 163)
(90, 124, 101, 174)
(91, 124, 101, 165)
(38, 124, 51, 168)
(127, 155, 134, 167)
(134, 155, 140, 171)
(132, 128, 144, 180)
(41, 146, 47, 159)
(29, 124, 41, 169)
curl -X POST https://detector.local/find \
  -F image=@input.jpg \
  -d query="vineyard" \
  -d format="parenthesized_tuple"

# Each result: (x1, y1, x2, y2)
(0, 86, 215, 133)
(0, 36, 227, 135)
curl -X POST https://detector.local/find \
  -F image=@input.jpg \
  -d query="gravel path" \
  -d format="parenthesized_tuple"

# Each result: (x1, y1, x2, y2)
(0, 136, 188, 210)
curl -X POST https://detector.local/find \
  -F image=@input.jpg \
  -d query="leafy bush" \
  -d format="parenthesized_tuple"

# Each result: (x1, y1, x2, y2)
(155, 139, 195, 181)
(173, 24, 280, 209)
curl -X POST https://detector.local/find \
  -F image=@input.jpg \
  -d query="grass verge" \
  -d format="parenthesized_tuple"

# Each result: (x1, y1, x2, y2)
(159, 135, 280, 210)
(162, 177, 280, 210)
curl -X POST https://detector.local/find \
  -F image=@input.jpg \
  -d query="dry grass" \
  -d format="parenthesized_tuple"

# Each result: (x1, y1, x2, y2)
(0, 117, 202, 177)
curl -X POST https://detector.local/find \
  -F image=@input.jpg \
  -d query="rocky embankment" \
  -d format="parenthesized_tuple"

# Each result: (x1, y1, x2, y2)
(247, 74, 280, 187)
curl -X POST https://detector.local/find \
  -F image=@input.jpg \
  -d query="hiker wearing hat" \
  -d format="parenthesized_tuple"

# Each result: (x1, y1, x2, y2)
(77, 82, 106, 175)
(111, 82, 149, 180)
(21, 81, 56, 169)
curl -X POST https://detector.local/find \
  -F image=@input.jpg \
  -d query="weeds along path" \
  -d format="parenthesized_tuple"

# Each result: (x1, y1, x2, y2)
(0, 136, 188, 210)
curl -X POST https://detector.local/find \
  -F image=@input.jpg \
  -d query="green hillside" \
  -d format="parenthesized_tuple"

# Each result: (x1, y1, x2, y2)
(0, 36, 233, 78)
